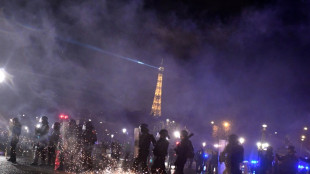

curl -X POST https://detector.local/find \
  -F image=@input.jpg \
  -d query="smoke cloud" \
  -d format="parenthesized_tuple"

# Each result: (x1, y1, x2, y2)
(0, 0, 309, 152)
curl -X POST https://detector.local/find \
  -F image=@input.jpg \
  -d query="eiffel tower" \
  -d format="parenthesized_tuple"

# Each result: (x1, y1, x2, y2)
(150, 60, 164, 117)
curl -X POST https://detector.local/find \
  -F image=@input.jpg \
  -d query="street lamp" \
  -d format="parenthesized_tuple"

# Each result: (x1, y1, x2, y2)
(223, 121, 230, 128)
(262, 124, 267, 128)
(301, 135, 306, 141)
(0, 68, 6, 83)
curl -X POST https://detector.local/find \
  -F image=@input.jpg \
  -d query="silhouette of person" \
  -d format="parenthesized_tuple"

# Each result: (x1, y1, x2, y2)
(132, 123, 156, 173)
(151, 129, 170, 174)
(174, 130, 194, 174)
(220, 134, 244, 174)
(8, 117, 21, 164)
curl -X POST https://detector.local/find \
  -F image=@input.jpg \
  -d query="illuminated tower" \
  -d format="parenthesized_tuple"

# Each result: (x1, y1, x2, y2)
(150, 61, 164, 117)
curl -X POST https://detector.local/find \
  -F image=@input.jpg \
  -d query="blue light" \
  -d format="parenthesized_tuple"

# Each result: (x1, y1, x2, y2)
(298, 165, 305, 169)
(251, 160, 258, 164)
(306, 166, 309, 170)
(204, 154, 208, 158)
(3, 16, 160, 70)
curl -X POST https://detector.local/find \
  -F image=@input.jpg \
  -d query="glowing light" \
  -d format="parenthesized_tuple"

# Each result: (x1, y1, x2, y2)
(263, 143, 269, 148)
(36, 124, 41, 128)
(202, 142, 206, 147)
(151, 67, 164, 117)
(57, 37, 160, 69)
(24, 126, 29, 133)
(174, 131, 180, 138)
(122, 128, 127, 134)
(89, 119, 91, 122)
(0, 69, 6, 83)
(251, 160, 259, 164)
(239, 137, 245, 144)
(256, 142, 262, 148)
(59, 114, 69, 120)
(214, 144, 220, 148)
(111, 134, 114, 138)
(304, 127, 308, 131)
(100, 122, 103, 124)
(166, 119, 170, 122)
(223, 121, 230, 128)
(257, 141, 269, 150)
(211, 121, 214, 125)
(275, 132, 278, 134)
(262, 124, 267, 128)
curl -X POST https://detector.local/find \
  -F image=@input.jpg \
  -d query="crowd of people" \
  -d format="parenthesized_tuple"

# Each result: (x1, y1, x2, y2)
(7, 116, 97, 172)
(6, 116, 197, 174)
(5, 116, 305, 174)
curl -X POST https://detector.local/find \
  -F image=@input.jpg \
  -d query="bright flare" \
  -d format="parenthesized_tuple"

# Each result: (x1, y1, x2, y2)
(223, 121, 230, 128)
(239, 137, 245, 144)
(174, 131, 180, 138)
(122, 128, 127, 134)
(202, 142, 206, 147)
(262, 124, 267, 128)
(0, 69, 6, 83)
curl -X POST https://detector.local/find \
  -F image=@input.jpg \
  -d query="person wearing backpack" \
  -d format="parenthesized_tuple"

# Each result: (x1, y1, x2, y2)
(8, 117, 22, 164)
(174, 130, 194, 174)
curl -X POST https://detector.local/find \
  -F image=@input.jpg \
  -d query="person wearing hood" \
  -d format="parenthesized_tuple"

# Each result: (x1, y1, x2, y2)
(151, 129, 170, 174)
(7, 117, 21, 164)
(132, 123, 156, 173)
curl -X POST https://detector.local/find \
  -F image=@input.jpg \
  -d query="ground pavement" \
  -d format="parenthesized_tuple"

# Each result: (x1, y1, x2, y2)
(0, 156, 66, 174)
(0, 155, 196, 174)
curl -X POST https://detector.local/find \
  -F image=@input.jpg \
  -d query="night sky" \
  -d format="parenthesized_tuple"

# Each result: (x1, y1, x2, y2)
(0, 0, 310, 154)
